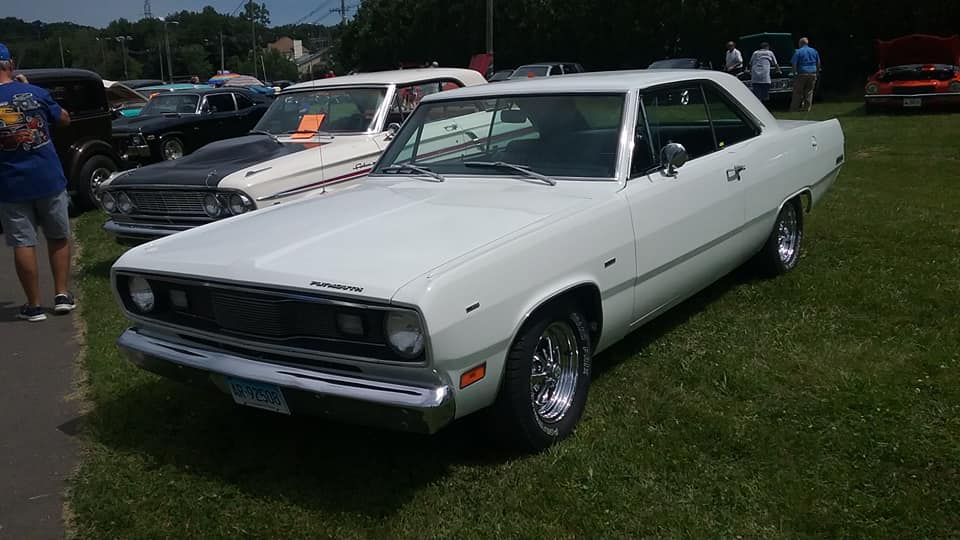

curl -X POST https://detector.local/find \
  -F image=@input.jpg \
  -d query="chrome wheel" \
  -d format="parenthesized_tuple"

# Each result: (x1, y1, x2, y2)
(777, 203, 800, 264)
(530, 321, 582, 424)
(162, 139, 184, 160)
(90, 167, 112, 192)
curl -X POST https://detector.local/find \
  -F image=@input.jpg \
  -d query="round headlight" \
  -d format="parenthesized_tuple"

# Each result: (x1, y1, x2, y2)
(203, 193, 223, 218)
(865, 82, 880, 95)
(949, 81, 960, 92)
(128, 276, 155, 313)
(117, 192, 135, 214)
(228, 193, 251, 215)
(385, 310, 425, 358)
(101, 191, 117, 212)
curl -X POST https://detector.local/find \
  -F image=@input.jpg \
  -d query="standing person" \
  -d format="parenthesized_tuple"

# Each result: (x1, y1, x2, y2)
(749, 42, 780, 102)
(189, 75, 201, 84)
(0, 43, 76, 322)
(790, 37, 821, 112)
(725, 41, 743, 74)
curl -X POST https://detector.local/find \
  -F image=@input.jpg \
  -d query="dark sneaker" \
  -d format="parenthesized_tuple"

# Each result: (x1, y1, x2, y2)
(54, 293, 76, 314)
(18, 304, 47, 322)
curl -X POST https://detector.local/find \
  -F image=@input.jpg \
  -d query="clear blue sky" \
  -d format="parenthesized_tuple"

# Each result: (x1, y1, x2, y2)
(6, 0, 356, 28)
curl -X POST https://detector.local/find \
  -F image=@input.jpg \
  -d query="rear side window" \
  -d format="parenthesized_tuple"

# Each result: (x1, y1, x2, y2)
(37, 80, 107, 116)
(235, 93, 255, 109)
(701, 85, 759, 149)
(205, 94, 236, 113)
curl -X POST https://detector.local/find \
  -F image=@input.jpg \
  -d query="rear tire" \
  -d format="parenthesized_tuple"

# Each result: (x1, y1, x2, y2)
(76, 154, 118, 209)
(161, 137, 185, 160)
(757, 198, 804, 276)
(489, 304, 593, 452)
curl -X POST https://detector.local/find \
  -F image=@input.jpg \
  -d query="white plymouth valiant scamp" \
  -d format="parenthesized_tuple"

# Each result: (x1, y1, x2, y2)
(97, 68, 486, 243)
(112, 70, 844, 450)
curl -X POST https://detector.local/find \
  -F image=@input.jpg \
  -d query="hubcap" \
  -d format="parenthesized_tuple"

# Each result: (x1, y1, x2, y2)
(530, 321, 581, 424)
(777, 204, 799, 264)
(163, 140, 184, 160)
(90, 167, 112, 192)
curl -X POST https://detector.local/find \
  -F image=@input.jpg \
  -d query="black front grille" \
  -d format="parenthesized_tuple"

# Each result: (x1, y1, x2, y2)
(892, 85, 936, 95)
(128, 190, 207, 216)
(117, 275, 421, 362)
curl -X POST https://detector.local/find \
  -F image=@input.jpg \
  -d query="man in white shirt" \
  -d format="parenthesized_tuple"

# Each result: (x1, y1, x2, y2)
(749, 42, 781, 102)
(725, 41, 743, 73)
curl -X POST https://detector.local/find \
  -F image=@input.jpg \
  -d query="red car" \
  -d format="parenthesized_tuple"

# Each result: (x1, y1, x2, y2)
(864, 34, 960, 112)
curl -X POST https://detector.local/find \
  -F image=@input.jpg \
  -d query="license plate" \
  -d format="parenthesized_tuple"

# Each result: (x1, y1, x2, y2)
(227, 377, 290, 415)
(903, 97, 922, 108)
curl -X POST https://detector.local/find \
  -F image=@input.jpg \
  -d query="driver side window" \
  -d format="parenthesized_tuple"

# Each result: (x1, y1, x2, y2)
(642, 84, 713, 160)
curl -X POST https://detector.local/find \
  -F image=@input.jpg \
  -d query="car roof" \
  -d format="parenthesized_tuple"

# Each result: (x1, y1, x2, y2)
(285, 68, 486, 91)
(424, 69, 737, 98)
(146, 86, 252, 95)
(15, 68, 102, 83)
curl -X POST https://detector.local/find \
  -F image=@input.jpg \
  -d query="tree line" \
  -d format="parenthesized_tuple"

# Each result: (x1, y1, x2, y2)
(0, 6, 338, 83)
(339, 0, 960, 93)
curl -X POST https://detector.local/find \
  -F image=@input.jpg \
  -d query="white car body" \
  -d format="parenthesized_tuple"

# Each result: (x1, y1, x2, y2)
(99, 68, 486, 242)
(112, 70, 844, 437)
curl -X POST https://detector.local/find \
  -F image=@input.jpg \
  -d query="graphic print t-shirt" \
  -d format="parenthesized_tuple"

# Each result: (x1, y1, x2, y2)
(0, 81, 68, 202)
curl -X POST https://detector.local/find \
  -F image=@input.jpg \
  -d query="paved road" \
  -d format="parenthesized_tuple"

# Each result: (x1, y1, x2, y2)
(0, 237, 79, 540)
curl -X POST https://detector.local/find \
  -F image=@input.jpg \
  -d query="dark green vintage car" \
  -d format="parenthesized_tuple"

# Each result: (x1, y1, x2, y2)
(111, 87, 271, 166)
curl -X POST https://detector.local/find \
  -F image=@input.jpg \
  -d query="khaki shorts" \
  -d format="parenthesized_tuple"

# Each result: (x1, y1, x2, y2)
(0, 190, 71, 247)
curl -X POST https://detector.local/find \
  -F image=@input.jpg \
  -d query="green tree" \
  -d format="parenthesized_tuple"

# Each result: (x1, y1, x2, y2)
(178, 44, 213, 80)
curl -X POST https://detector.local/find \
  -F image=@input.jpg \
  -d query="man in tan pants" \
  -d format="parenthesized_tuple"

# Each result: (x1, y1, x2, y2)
(790, 37, 821, 112)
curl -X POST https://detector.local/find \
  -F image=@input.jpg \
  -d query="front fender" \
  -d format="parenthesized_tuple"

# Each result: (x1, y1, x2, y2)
(67, 138, 121, 182)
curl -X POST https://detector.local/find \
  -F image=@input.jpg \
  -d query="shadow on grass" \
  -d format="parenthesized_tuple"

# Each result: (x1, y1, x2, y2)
(84, 260, 765, 517)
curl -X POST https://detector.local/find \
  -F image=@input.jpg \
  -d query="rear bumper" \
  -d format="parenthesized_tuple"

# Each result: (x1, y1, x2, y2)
(117, 328, 457, 434)
(103, 219, 194, 244)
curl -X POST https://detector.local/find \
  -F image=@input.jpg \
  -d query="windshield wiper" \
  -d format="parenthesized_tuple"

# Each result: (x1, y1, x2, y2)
(248, 130, 281, 144)
(463, 161, 557, 186)
(381, 163, 445, 182)
(280, 129, 335, 137)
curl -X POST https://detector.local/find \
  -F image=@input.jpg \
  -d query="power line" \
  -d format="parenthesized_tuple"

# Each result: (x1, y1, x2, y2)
(295, 0, 337, 25)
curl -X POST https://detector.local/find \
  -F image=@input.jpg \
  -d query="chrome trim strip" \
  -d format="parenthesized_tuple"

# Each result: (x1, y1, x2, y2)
(103, 220, 190, 238)
(118, 328, 455, 433)
(864, 92, 960, 99)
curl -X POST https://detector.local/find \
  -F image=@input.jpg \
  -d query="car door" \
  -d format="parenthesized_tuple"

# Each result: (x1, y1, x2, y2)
(199, 93, 239, 145)
(624, 82, 758, 323)
(233, 92, 262, 132)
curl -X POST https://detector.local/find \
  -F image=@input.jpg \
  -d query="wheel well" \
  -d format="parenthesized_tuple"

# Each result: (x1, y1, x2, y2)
(524, 283, 603, 350)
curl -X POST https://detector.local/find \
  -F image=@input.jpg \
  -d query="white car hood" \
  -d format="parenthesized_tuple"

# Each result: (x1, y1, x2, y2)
(114, 178, 604, 300)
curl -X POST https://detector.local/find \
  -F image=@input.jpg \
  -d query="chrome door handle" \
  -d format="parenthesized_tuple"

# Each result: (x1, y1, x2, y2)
(726, 165, 746, 182)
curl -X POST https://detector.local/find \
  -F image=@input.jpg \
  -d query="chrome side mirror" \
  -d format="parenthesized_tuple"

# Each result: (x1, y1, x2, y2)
(385, 122, 401, 140)
(660, 142, 688, 177)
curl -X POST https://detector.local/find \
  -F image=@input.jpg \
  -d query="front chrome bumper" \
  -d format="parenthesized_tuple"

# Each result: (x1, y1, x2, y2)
(103, 220, 194, 244)
(123, 144, 151, 159)
(117, 328, 457, 434)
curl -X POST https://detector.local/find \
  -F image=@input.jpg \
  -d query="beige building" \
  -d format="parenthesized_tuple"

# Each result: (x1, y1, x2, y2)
(267, 37, 307, 60)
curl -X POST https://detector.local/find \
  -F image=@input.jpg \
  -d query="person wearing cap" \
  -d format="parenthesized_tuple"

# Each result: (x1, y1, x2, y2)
(0, 43, 75, 322)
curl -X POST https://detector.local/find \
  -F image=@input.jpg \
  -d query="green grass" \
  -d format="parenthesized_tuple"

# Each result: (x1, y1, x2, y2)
(70, 103, 960, 538)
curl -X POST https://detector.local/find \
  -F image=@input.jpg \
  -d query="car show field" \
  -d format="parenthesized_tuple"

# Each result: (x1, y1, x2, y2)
(68, 102, 960, 538)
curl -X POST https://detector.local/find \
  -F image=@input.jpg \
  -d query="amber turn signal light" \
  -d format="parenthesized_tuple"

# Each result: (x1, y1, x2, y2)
(459, 363, 486, 389)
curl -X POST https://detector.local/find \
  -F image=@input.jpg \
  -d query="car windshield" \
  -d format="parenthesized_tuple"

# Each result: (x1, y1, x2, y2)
(511, 66, 550, 78)
(373, 94, 625, 180)
(253, 87, 387, 135)
(140, 94, 200, 115)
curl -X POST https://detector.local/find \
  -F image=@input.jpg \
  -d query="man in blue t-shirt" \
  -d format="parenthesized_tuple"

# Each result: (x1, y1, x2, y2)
(790, 37, 821, 112)
(0, 43, 76, 322)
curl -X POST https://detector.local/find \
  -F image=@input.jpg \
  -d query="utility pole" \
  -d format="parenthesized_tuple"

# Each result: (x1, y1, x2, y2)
(340, 0, 347, 25)
(486, 0, 494, 56)
(115, 36, 132, 79)
(219, 31, 225, 72)
(58, 37, 65, 67)
(160, 19, 178, 82)
(158, 36, 165, 82)
(249, 0, 257, 78)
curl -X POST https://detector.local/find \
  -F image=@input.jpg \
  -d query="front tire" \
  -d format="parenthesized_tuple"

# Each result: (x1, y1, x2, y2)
(758, 198, 804, 276)
(490, 305, 593, 452)
(161, 137, 185, 160)
(76, 154, 118, 209)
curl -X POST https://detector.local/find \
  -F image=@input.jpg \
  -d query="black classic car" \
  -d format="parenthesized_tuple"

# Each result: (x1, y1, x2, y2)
(13, 68, 122, 207)
(112, 87, 271, 165)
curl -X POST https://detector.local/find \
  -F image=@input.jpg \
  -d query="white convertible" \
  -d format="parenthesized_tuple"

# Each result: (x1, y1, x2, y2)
(97, 68, 486, 243)
(111, 70, 844, 450)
